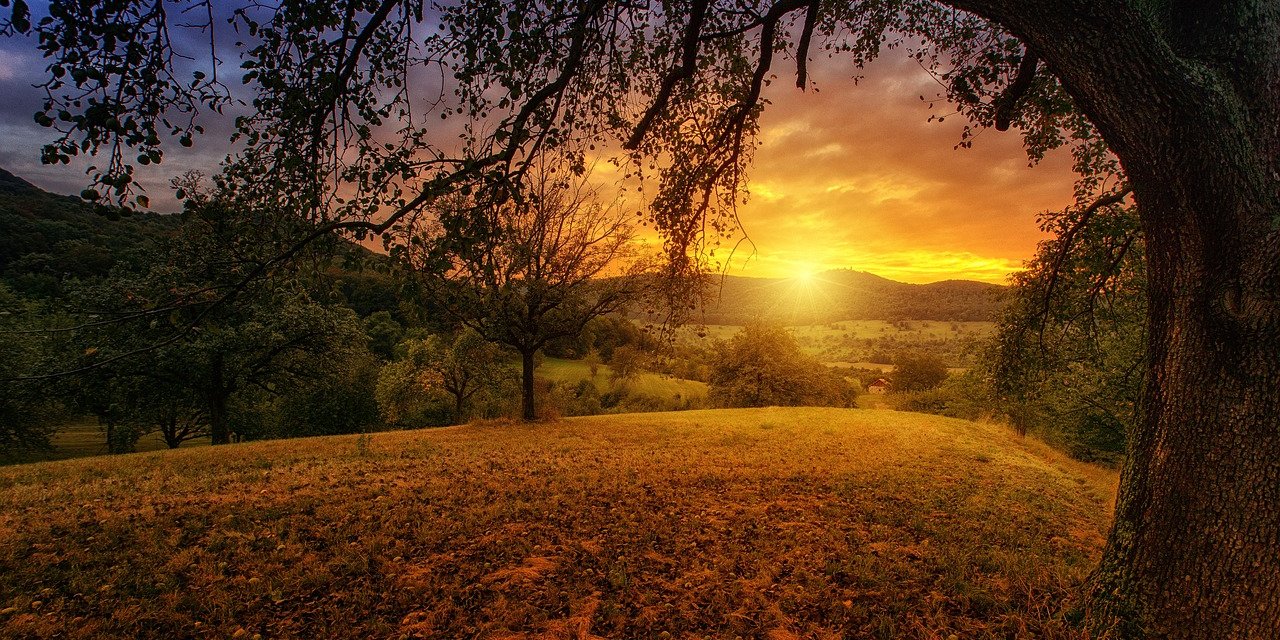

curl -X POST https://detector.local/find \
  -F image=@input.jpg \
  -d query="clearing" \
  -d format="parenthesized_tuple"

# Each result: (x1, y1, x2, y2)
(0, 408, 1116, 639)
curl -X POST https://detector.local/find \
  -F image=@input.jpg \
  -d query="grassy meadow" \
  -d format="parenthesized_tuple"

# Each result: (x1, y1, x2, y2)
(540, 357, 710, 406)
(0, 408, 1116, 639)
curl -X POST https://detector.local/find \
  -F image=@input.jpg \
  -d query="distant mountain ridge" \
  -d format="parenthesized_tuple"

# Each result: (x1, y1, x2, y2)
(1, 168, 1006, 322)
(0, 168, 182, 296)
(682, 269, 1007, 324)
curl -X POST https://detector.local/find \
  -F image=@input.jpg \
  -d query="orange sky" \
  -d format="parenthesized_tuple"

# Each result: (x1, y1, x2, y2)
(0, 32, 1078, 286)
(659, 54, 1078, 285)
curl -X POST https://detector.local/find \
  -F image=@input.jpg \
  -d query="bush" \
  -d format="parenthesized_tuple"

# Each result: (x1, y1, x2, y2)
(276, 355, 381, 437)
(709, 324, 856, 409)
(894, 372, 992, 421)
(890, 352, 949, 392)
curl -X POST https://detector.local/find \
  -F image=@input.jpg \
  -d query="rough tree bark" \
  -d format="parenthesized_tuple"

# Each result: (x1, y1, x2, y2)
(952, 1, 1280, 636)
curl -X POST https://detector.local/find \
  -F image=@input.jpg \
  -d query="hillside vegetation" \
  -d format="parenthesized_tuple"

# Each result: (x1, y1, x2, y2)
(0, 408, 1116, 639)
(539, 358, 709, 407)
(667, 272, 1006, 325)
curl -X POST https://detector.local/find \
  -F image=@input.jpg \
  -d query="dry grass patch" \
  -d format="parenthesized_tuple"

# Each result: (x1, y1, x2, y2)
(0, 408, 1117, 639)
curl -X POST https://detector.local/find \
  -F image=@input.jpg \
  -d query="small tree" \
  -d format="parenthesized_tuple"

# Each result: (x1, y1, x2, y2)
(376, 331, 512, 425)
(408, 170, 646, 421)
(584, 349, 602, 379)
(430, 331, 513, 421)
(709, 324, 852, 408)
(890, 353, 950, 392)
(608, 345, 645, 384)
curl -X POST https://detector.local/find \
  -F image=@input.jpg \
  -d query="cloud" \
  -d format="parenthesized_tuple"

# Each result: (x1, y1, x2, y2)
(718, 54, 1075, 282)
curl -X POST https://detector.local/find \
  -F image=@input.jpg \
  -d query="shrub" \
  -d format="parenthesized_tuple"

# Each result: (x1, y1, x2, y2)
(890, 352, 949, 392)
(709, 324, 855, 409)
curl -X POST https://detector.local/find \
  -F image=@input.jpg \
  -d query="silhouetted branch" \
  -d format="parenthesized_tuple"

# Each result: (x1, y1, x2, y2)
(626, 0, 709, 149)
(995, 50, 1038, 131)
(1037, 185, 1131, 345)
(795, 0, 820, 88)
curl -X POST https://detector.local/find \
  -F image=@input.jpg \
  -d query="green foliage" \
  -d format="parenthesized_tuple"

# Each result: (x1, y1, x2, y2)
(546, 316, 659, 360)
(273, 352, 381, 438)
(985, 197, 1143, 463)
(608, 345, 645, 383)
(583, 350, 602, 379)
(709, 324, 854, 409)
(0, 285, 65, 453)
(14, 182, 382, 450)
(890, 353, 950, 392)
(893, 371, 995, 421)
(376, 331, 515, 426)
(363, 310, 404, 361)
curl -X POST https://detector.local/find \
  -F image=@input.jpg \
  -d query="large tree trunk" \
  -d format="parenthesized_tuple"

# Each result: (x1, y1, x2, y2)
(208, 392, 230, 445)
(520, 350, 537, 421)
(948, 1, 1280, 635)
(1089, 190, 1280, 638)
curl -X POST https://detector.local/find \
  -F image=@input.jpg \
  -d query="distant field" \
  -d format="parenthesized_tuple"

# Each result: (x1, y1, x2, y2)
(688, 320, 995, 342)
(0, 408, 1116, 639)
(540, 357, 709, 404)
(6, 419, 209, 465)
(828, 361, 971, 375)
(681, 320, 995, 368)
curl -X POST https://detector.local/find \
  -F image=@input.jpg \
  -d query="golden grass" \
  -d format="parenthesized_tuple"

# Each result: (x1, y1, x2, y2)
(539, 357, 709, 404)
(0, 408, 1117, 639)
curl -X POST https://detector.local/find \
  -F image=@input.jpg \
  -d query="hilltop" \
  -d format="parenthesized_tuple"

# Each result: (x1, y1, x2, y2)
(0, 408, 1116, 639)
(686, 271, 1007, 324)
(0, 168, 181, 295)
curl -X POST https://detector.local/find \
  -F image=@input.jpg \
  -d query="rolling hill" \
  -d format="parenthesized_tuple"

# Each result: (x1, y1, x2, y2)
(0, 168, 181, 296)
(0, 408, 1117, 639)
(683, 270, 1008, 324)
(3, 168, 1007, 323)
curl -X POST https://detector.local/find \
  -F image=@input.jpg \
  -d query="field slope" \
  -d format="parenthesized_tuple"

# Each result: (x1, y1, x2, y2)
(0, 408, 1116, 639)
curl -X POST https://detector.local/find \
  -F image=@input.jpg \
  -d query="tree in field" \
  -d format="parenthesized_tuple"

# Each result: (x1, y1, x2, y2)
(403, 174, 645, 421)
(709, 324, 851, 408)
(5, 1, 1279, 634)
(129, 381, 208, 450)
(58, 187, 371, 445)
(890, 353, 949, 393)
(583, 349, 602, 379)
(375, 331, 512, 424)
(607, 345, 645, 384)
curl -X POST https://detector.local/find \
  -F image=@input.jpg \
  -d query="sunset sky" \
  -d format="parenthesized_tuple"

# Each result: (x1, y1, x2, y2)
(0, 30, 1078, 285)
(694, 54, 1079, 283)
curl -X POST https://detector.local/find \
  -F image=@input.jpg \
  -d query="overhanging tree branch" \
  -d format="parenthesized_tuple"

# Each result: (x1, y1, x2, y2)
(994, 49, 1038, 131)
